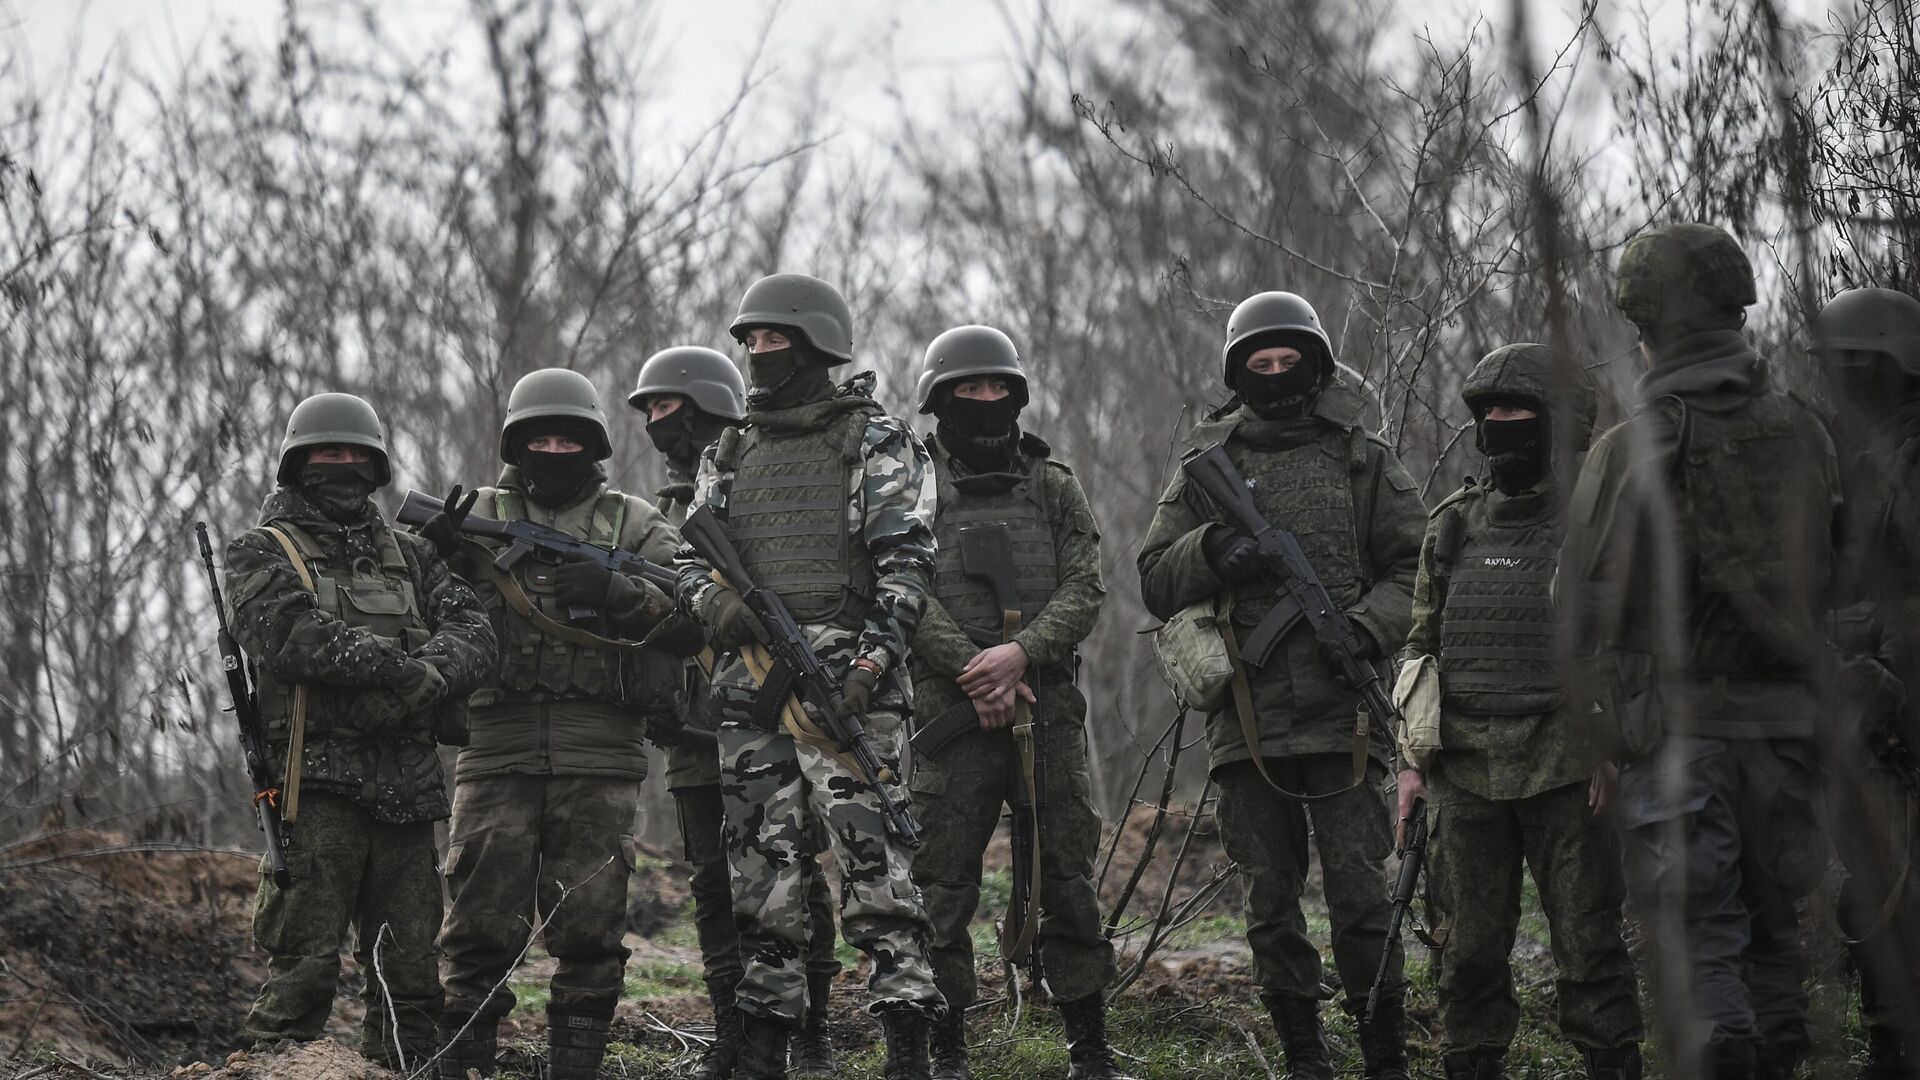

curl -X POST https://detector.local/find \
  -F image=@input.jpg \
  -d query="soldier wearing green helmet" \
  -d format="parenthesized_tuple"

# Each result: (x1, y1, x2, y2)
(431, 367, 687, 1080)
(904, 325, 1133, 1080)
(1137, 290, 1427, 1080)
(1395, 344, 1643, 1080)
(224, 392, 496, 1067)
(628, 345, 843, 1080)
(1564, 223, 1841, 1079)
(677, 273, 946, 1079)
(1810, 286, 1920, 1078)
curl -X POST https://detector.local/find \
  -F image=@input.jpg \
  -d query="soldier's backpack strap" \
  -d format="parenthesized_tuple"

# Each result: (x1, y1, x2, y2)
(1218, 594, 1367, 803)
(258, 525, 316, 826)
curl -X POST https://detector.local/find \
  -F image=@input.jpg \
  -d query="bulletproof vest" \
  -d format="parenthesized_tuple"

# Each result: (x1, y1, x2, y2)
(484, 488, 630, 700)
(1672, 393, 1836, 677)
(1437, 489, 1564, 715)
(714, 406, 879, 627)
(1221, 421, 1365, 630)
(255, 518, 430, 740)
(931, 447, 1059, 653)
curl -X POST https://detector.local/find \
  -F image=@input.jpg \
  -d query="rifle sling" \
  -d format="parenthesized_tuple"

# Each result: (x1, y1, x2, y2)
(1219, 609, 1366, 802)
(259, 526, 314, 826)
(471, 549, 651, 659)
(993, 608, 1044, 967)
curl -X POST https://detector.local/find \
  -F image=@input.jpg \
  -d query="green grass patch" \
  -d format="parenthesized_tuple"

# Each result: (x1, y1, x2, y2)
(624, 959, 705, 999)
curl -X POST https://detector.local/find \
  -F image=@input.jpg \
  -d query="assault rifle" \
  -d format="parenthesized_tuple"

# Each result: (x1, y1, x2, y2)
(908, 624, 1005, 757)
(680, 505, 923, 848)
(195, 522, 293, 888)
(1181, 442, 1399, 740)
(1368, 797, 1429, 1022)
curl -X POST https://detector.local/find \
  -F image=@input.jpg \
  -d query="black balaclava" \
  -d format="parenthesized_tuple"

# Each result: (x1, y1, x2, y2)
(513, 417, 602, 506)
(299, 460, 383, 523)
(646, 404, 729, 469)
(936, 388, 1024, 475)
(746, 336, 836, 410)
(1476, 401, 1549, 494)
(1232, 331, 1327, 419)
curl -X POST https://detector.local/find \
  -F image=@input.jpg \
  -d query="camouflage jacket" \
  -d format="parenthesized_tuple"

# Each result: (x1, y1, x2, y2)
(912, 433, 1105, 728)
(225, 487, 496, 822)
(1137, 384, 1426, 772)
(1832, 403, 1920, 755)
(659, 455, 722, 790)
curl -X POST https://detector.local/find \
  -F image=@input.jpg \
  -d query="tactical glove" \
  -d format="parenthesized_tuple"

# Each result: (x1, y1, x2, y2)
(702, 587, 769, 649)
(418, 484, 479, 559)
(1202, 525, 1263, 584)
(1319, 629, 1380, 690)
(837, 663, 880, 719)
(394, 658, 450, 714)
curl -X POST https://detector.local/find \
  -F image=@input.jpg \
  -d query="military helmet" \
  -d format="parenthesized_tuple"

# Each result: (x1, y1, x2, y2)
(629, 346, 748, 421)
(1221, 291, 1334, 384)
(1809, 287, 1920, 376)
(914, 324, 1029, 414)
(729, 273, 854, 362)
(1461, 342, 1599, 451)
(499, 368, 612, 463)
(276, 392, 391, 485)
(1614, 223, 1756, 330)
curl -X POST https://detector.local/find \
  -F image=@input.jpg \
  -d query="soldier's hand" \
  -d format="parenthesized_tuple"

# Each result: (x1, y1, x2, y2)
(976, 681, 1035, 730)
(1394, 768, 1427, 850)
(1202, 525, 1262, 584)
(837, 662, 880, 718)
(958, 641, 1029, 699)
(419, 485, 479, 559)
(702, 587, 769, 649)
(1588, 761, 1618, 817)
(554, 560, 616, 607)
(1320, 628, 1380, 690)
(394, 658, 449, 714)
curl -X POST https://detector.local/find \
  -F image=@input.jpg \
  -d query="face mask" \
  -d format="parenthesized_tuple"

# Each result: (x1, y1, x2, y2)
(1240, 359, 1320, 417)
(646, 408, 724, 466)
(1479, 415, 1547, 494)
(519, 450, 598, 506)
(940, 395, 1021, 442)
(300, 461, 382, 523)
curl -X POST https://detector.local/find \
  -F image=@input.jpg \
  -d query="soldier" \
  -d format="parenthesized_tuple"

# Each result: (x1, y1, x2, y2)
(903, 326, 1132, 1080)
(1808, 287, 1920, 1080)
(225, 393, 495, 1067)
(1138, 292, 1426, 1080)
(1563, 224, 1839, 1079)
(1394, 344, 1644, 1079)
(678, 273, 945, 1080)
(628, 346, 844, 1079)
(432, 368, 684, 1080)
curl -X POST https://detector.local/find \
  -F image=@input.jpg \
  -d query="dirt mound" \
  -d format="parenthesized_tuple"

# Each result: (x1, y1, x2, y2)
(0, 827, 261, 1068)
(169, 1040, 393, 1080)
(1094, 801, 1235, 918)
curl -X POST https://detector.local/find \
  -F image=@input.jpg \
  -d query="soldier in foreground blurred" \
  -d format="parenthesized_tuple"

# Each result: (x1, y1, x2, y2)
(1138, 291, 1426, 1080)
(903, 326, 1132, 1079)
(226, 393, 495, 1067)
(678, 274, 945, 1079)
(1564, 224, 1840, 1079)
(1810, 287, 1920, 1080)
(629, 346, 843, 1079)
(1395, 344, 1643, 1079)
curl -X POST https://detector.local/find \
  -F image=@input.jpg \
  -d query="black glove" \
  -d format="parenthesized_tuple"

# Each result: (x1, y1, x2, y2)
(393, 658, 449, 713)
(1202, 525, 1263, 584)
(419, 485, 479, 559)
(702, 587, 769, 649)
(1319, 629, 1380, 690)
(553, 560, 615, 607)
(837, 663, 880, 719)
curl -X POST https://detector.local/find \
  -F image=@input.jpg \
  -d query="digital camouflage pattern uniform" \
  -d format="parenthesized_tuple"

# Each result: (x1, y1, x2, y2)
(437, 461, 685, 1036)
(678, 374, 945, 1026)
(1565, 224, 1839, 1079)
(1138, 378, 1426, 1042)
(908, 432, 1114, 1012)
(1401, 345, 1642, 1075)
(227, 486, 494, 1065)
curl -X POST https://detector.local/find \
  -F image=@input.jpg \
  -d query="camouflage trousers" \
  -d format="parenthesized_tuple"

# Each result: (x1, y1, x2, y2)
(1432, 774, 1643, 1053)
(909, 718, 1116, 1010)
(675, 780, 840, 1008)
(719, 714, 943, 1022)
(1214, 755, 1403, 1010)
(438, 774, 640, 1020)
(244, 790, 442, 1067)
(1831, 758, 1920, 1030)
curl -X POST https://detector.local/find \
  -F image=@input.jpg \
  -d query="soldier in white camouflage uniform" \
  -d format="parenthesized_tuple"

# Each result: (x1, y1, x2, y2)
(678, 274, 945, 1080)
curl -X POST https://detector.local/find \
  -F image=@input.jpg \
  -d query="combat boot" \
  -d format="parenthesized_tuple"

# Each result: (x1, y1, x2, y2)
(1354, 998, 1411, 1080)
(1586, 1044, 1643, 1080)
(435, 1012, 497, 1079)
(546, 1007, 612, 1080)
(789, 971, 835, 1076)
(879, 1007, 932, 1080)
(928, 1007, 975, 1080)
(1057, 993, 1141, 1079)
(1442, 1050, 1508, 1080)
(694, 1002, 744, 1080)
(1862, 1027, 1920, 1080)
(1261, 994, 1333, 1080)
(737, 1013, 794, 1080)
